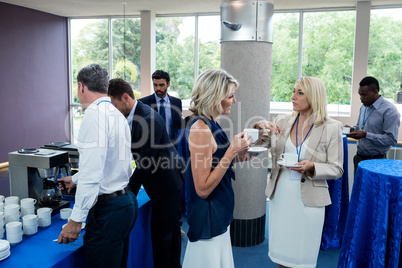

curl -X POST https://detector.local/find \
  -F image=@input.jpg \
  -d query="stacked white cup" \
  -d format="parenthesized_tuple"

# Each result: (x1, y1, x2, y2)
(0, 196, 4, 239)
(37, 207, 52, 228)
(22, 215, 38, 236)
(6, 221, 23, 245)
(0, 195, 4, 211)
(20, 198, 36, 217)
(4, 196, 19, 206)
(0, 212, 4, 239)
(4, 204, 20, 224)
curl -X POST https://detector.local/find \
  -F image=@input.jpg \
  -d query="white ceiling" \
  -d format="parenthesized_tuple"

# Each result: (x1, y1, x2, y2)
(0, 0, 401, 17)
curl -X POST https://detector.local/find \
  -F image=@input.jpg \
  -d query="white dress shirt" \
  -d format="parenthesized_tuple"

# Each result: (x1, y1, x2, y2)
(126, 99, 138, 131)
(70, 96, 133, 223)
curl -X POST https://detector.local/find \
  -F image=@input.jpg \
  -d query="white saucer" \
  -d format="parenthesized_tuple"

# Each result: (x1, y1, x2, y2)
(0, 240, 10, 252)
(277, 160, 300, 168)
(0, 251, 10, 261)
(0, 248, 10, 259)
(247, 147, 268, 154)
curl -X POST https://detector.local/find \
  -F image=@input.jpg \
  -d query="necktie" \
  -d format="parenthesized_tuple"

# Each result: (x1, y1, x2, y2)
(159, 99, 166, 122)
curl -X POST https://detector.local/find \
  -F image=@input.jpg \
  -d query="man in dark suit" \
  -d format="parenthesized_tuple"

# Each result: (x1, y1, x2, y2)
(140, 70, 183, 146)
(108, 78, 183, 268)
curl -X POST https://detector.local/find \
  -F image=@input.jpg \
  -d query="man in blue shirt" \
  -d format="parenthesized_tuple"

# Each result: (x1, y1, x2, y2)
(346, 76, 400, 174)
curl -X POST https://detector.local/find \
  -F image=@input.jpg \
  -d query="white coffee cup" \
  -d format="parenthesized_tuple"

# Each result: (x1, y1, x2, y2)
(37, 207, 52, 218)
(60, 208, 72, 221)
(5, 215, 19, 224)
(23, 224, 38, 236)
(7, 231, 23, 245)
(279, 153, 299, 166)
(23, 214, 38, 226)
(4, 196, 19, 206)
(0, 195, 4, 203)
(0, 203, 4, 212)
(20, 198, 37, 207)
(0, 229, 4, 239)
(6, 221, 22, 235)
(21, 207, 35, 217)
(38, 217, 51, 228)
(342, 126, 351, 134)
(244, 128, 259, 143)
(0, 211, 4, 220)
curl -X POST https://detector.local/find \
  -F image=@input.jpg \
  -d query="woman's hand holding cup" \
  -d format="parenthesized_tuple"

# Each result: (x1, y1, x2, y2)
(230, 131, 251, 154)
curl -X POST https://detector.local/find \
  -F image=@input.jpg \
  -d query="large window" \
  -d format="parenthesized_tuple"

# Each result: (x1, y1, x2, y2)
(69, 17, 141, 142)
(198, 15, 221, 74)
(271, 13, 299, 102)
(155, 16, 195, 100)
(112, 18, 141, 93)
(155, 15, 221, 101)
(270, 10, 356, 116)
(368, 8, 402, 118)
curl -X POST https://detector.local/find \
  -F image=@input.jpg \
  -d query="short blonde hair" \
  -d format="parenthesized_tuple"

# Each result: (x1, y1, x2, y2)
(189, 69, 238, 118)
(295, 76, 328, 125)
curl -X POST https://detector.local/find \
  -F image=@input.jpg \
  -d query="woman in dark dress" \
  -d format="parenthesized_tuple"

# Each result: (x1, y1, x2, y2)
(182, 69, 252, 268)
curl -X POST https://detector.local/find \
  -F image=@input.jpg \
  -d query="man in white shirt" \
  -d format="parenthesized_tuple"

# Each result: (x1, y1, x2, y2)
(57, 64, 137, 268)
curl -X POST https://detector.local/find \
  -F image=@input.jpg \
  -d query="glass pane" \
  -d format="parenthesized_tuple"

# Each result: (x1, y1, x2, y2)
(70, 19, 109, 104)
(271, 13, 299, 103)
(70, 106, 84, 144)
(198, 15, 221, 74)
(302, 11, 355, 105)
(70, 18, 109, 141)
(112, 18, 141, 95)
(156, 16, 195, 100)
(369, 8, 402, 118)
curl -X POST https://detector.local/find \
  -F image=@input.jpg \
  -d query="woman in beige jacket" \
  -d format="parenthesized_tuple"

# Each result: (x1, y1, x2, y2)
(253, 76, 343, 268)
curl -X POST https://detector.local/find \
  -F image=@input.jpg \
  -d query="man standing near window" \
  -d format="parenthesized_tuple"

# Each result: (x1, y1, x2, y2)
(346, 76, 400, 174)
(140, 70, 183, 146)
(57, 64, 137, 268)
(108, 78, 184, 268)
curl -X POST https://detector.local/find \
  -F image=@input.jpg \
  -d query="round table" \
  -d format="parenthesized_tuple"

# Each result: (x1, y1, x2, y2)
(338, 159, 402, 268)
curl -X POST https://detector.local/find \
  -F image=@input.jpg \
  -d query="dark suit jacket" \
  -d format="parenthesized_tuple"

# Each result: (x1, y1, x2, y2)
(140, 93, 183, 144)
(129, 100, 184, 200)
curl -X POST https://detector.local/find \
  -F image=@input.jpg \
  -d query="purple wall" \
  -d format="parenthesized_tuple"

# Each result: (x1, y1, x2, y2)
(0, 3, 69, 163)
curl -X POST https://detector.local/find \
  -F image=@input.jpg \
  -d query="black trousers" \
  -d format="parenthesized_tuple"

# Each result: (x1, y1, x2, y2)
(84, 191, 138, 268)
(353, 153, 386, 176)
(151, 190, 182, 268)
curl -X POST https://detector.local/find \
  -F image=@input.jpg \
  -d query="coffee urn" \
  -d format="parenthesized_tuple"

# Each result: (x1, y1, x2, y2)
(8, 149, 70, 215)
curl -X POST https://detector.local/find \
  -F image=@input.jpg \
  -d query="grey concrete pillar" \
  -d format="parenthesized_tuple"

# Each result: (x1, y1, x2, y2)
(219, 0, 273, 247)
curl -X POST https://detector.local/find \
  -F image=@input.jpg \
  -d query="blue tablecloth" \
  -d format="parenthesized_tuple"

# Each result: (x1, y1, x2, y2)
(0, 188, 152, 267)
(338, 159, 402, 267)
(320, 135, 349, 250)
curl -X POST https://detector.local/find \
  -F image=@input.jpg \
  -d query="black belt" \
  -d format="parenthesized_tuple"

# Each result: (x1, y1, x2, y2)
(357, 153, 386, 160)
(98, 186, 130, 202)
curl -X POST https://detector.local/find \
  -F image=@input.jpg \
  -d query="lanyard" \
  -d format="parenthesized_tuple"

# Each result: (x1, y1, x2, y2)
(96, 100, 112, 106)
(295, 115, 314, 162)
(361, 106, 375, 130)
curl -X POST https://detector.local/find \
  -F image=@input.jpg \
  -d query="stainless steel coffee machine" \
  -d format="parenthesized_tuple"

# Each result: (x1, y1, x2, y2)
(8, 148, 71, 215)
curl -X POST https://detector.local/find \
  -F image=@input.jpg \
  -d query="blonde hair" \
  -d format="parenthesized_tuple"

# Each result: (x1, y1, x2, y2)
(189, 69, 238, 118)
(295, 76, 328, 125)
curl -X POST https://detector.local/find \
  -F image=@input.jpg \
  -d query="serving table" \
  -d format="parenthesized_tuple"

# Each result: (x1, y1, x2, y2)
(0, 188, 152, 268)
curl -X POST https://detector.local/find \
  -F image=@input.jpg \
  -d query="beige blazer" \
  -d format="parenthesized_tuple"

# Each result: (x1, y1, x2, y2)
(255, 114, 344, 207)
